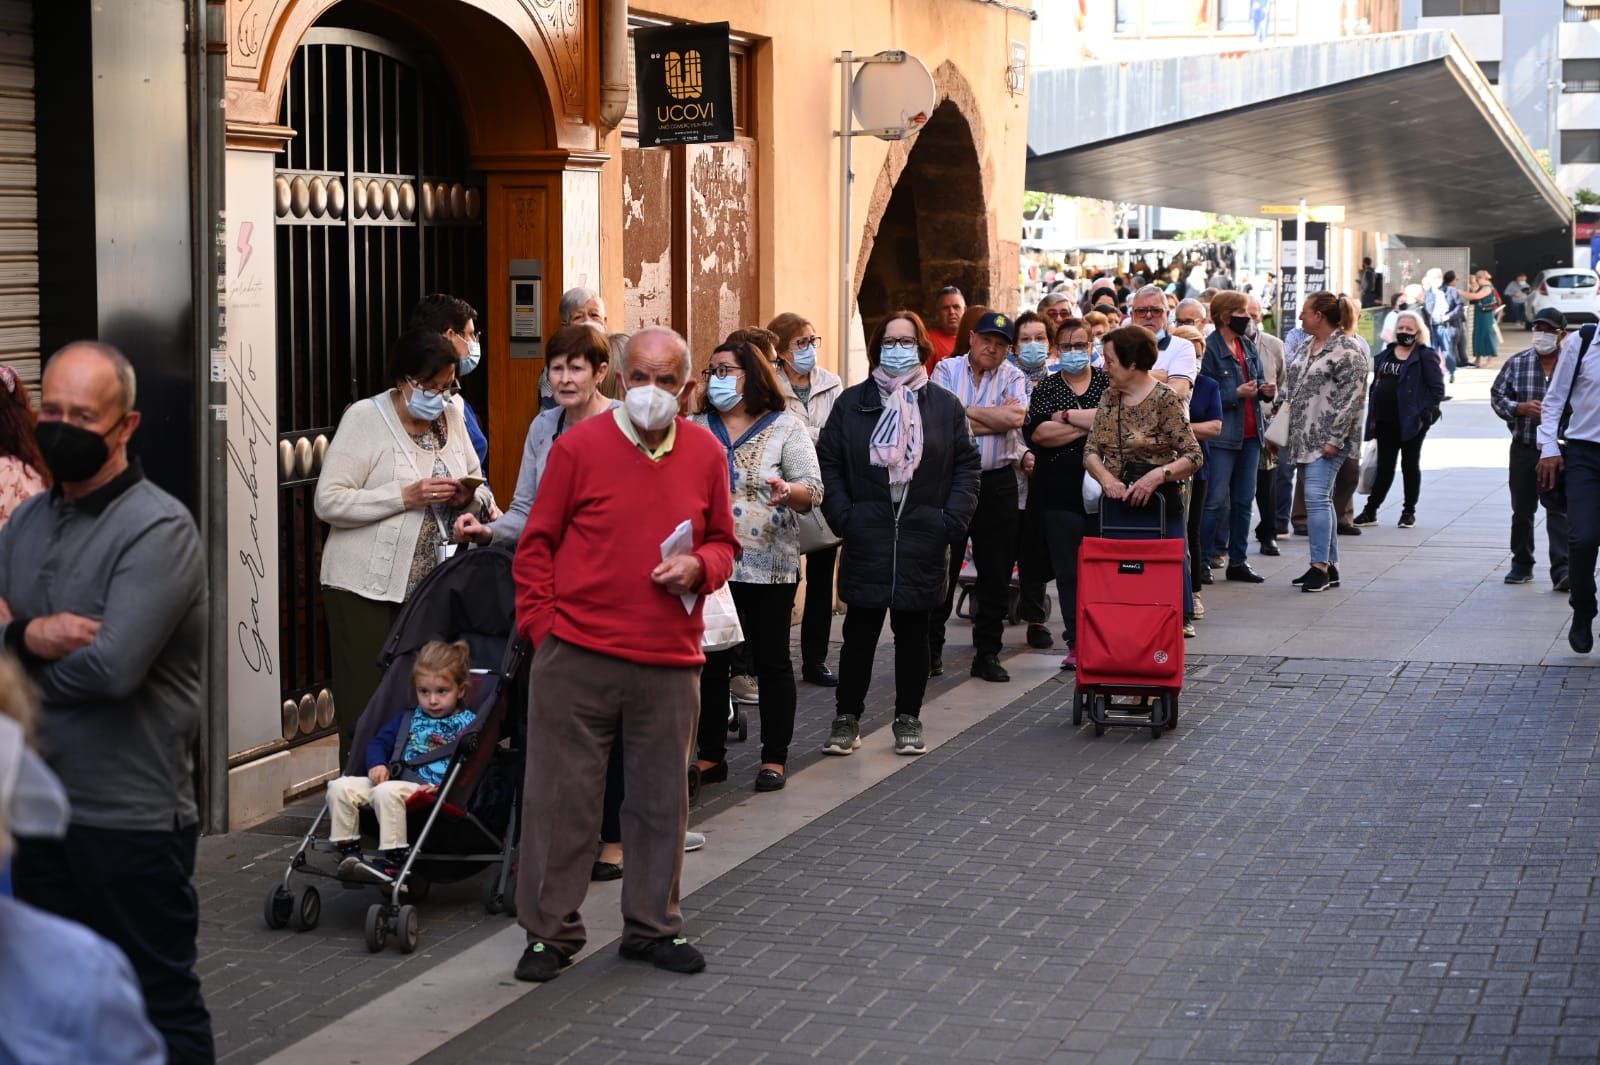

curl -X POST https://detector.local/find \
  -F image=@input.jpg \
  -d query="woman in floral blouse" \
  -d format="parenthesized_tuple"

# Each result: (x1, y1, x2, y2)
(0, 366, 47, 531)
(690, 339, 822, 793)
(1283, 291, 1368, 593)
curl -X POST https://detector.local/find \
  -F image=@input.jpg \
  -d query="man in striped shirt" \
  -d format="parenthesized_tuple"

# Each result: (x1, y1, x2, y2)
(929, 311, 1028, 682)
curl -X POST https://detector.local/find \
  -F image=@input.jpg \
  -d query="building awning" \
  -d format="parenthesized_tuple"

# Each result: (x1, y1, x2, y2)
(1026, 32, 1572, 246)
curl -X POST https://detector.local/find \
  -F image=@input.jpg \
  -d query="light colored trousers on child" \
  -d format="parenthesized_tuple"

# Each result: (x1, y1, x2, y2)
(326, 776, 428, 850)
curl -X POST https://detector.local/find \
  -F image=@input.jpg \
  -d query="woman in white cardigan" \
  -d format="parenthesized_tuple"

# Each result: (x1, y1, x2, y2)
(314, 327, 495, 763)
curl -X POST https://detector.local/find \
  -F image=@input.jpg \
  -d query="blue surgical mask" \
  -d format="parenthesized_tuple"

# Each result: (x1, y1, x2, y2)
(707, 375, 742, 412)
(790, 345, 817, 374)
(879, 345, 921, 377)
(458, 340, 482, 377)
(1061, 352, 1092, 374)
(1018, 341, 1049, 370)
(406, 381, 448, 422)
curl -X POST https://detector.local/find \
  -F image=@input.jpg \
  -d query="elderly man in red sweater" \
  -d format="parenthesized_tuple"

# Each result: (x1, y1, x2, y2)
(511, 325, 739, 982)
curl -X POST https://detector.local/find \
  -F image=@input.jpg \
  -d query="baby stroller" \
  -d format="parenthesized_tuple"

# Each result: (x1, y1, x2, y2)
(262, 544, 529, 954)
(953, 539, 1052, 626)
(1072, 495, 1185, 740)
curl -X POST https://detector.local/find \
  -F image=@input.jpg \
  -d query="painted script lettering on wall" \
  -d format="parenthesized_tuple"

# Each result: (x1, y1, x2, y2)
(635, 23, 733, 147)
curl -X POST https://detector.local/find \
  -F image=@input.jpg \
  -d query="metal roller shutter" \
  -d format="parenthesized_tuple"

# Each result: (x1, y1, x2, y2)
(0, 2, 34, 387)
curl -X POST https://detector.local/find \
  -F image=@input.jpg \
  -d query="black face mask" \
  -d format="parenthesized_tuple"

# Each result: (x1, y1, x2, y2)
(1228, 315, 1251, 336)
(35, 419, 119, 483)
(1394, 332, 1417, 347)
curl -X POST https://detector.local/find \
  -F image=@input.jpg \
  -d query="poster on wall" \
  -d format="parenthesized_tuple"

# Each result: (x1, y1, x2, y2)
(634, 21, 734, 147)
(1277, 219, 1327, 324)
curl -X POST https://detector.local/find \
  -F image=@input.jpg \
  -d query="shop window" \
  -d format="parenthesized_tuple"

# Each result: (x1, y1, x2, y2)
(1566, 59, 1600, 94)
(1561, 130, 1600, 165)
(1421, 0, 1499, 15)
(1114, 0, 1137, 32)
(1219, 0, 1253, 32)
(1478, 61, 1499, 85)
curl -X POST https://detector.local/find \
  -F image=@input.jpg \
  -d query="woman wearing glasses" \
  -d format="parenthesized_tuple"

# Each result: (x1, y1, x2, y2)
(1024, 319, 1111, 669)
(815, 311, 981, 757)
(767, 312, 847, 686)
(689, 340, 823, 793)
(315, 327, 497, 763)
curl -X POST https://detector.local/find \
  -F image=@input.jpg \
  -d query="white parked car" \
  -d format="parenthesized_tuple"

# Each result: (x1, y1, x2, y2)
(1525, 268, 1600, 326)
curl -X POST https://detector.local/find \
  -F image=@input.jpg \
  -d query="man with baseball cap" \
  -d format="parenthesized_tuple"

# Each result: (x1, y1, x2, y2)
(930, 311, 1029, 682)
(1492, 306, 1570, 590)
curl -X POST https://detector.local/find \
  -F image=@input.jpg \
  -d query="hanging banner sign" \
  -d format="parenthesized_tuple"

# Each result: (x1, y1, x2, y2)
(1277, 219, 1328, 325)
(634, 21, 734, 147)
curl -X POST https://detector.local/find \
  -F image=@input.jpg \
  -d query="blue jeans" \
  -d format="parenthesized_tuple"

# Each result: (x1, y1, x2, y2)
(1566, 440, 1600, 623)
(1436, 325, 1457, 378)
(1200, 438, 1262, 567)
(1302, 455, 1344, 567)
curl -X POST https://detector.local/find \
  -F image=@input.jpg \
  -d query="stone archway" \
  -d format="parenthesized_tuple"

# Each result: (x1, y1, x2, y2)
(855, 64, 994, 337)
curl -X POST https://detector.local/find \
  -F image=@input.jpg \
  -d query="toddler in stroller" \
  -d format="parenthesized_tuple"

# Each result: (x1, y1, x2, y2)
(326, 639, 477, 884)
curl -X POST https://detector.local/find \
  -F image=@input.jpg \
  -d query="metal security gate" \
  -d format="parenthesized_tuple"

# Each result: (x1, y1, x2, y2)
(0, 1, 36, 388)
(273, 29, 485, 748)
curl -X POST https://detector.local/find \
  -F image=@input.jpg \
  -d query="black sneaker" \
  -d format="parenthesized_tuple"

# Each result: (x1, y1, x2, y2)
(1571, 616, 1595, 654)
(1301, 567, 1331, 593)
(619, 935, 706, 974)
(822, 715, 861, 756)
(1397, 510, 1416, 529)
(515, 942, 571, 982)
(1291, 567, 1315, 586)
(1026, 624, 1053, 649)
(1504, 569, 1534, 585)
(1352, 509, 1379, 527)
(1336, 523, 1362, 536)
(1327, 564, 1341, 588)
(892, 714, 926, 755)
(971, 654, 1010, 682)
(928, 652, 944, 678)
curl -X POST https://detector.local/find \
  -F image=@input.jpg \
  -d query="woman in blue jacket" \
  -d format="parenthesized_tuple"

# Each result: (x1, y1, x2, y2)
(1198, 291, 1271, 584)
(1354, 310, 1445, 529)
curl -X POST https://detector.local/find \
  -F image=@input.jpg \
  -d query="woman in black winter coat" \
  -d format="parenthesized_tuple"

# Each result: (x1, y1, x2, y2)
(1354, 309, 1446, 529)
(815, 310, 981, 758)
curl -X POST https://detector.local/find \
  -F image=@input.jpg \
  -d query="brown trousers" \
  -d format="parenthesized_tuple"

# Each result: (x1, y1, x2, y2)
(1292, 456, 1358, 527)
(516, 637, 699, 954)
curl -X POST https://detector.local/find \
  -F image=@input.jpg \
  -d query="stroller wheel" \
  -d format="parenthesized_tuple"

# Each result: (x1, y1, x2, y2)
(395, 904, 420, 954)
(263, 885, 293, 930)
(289, 885, 321, 932)
(730, 706, 749, 742)
(364, 904, 388, 953)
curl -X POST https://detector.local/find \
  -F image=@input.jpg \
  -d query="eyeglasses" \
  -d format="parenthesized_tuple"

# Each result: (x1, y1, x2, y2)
(880, 337, 919, 351)
(1176, 318, 1202, 327)
(793, 336, 822, 349)
(408, 378, 460, 399)
(700, 365, 745, 380)
(1130, 307, 1165, 318)
(1056, 342, 1092, 352)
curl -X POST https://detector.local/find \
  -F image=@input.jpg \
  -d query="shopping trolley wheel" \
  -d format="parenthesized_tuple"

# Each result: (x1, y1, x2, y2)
(395, 904, 420, 954)
(364, 903, 387, 952)
(1071, 687, 1085, 727)
(289, 885, 321, 932)
(263, 884, 293, 930)
(1165, 692, 1179, 731)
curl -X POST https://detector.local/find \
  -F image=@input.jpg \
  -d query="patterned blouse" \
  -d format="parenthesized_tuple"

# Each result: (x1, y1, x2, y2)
(692, 410, 823, 585)
(404, 425, 467, 597)
(0, 455, 44, 531)
(1285, 330, 1369, 466)
(1084, 381, 1203, 482)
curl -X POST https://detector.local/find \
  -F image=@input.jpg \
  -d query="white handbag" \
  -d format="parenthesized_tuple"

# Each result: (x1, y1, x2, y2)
(701, 584, 744, 652)
(1082, 472, 1103, 514)
(1263, 401, 1291, 449)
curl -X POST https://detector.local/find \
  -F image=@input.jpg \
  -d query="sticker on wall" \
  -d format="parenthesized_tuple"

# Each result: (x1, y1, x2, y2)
(634, 21, 734, 147)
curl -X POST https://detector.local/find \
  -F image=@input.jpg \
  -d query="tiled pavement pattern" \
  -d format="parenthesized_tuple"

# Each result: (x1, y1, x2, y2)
(410, 656, 1600, 1065)
(196, 632, 993, 1064)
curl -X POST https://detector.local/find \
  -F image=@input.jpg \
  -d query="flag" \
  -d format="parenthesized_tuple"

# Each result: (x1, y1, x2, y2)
(1251, 0, 1271, 41)
(1077, 0, 1087, 32)
(1192, 0, 1211, 30)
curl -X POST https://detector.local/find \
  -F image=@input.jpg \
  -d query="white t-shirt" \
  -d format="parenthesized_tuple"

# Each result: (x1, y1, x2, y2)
(1154, 333, 1197, 382)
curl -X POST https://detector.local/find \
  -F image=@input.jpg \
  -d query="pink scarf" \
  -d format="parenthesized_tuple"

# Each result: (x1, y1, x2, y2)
(869, 366, 928, 485)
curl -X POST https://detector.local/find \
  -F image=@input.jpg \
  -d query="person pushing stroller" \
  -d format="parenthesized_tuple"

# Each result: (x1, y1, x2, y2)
(325, 640, 476, 882)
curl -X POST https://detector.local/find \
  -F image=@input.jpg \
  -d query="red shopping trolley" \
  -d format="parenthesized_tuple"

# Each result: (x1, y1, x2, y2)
(1072, 495, 1185, 740)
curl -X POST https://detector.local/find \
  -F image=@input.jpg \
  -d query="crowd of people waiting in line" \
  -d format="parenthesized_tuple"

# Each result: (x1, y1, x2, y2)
(0, 252, 1594, 1056)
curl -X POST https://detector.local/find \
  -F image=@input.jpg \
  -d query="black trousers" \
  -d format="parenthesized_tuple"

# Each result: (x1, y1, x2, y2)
(600, 736, 625, 845)
(1041, 508, 1089, 647)
(836, 606, 931, 720)
(1367, 420, 1428, 510)
(1255, 464, 1278, 544)
(1187, 476, 1209, 594)
(1509, 440, 1570, 582)
(698, 581, 799, 766)
(800, 545, 839, 669)
(931, 468, 1019, 657)
(15, 823, 215, 1065)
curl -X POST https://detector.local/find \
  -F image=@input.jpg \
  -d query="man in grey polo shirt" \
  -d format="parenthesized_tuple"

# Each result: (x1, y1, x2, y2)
(0, 342, 213, 1064)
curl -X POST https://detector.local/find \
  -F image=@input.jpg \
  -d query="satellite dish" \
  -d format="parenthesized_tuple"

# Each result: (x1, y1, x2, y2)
(851, 51, 935, 141)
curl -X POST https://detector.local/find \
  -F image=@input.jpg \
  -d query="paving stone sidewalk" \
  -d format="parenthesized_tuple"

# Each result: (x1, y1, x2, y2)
(196, 632, 1004, 1064)
(411, 656, 1600, 1065)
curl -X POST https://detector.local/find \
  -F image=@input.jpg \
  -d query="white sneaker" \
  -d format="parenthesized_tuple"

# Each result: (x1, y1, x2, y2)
(683, 831, 706, 853)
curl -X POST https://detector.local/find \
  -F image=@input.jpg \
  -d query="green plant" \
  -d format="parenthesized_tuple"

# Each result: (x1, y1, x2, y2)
(1177, 213, 1250, 242)
(1576, 188, 1600, 208)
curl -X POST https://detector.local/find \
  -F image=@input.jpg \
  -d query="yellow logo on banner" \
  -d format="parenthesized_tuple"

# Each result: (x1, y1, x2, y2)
(664, 51, 703, 100)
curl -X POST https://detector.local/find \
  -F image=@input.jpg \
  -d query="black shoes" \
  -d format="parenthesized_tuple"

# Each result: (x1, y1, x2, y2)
(802, 662, 838, 687)
(1336, 523, 1362, 536)
(1352, 509, 1379, 527)
(1026, 624, 1054, 649)
(696, 761, 728, 785)
(971, 654, 1010, 682)
(591, 860, 623, 882)
(928, 652, 944, 678)
(1300, 567, 1332, 593)
(1225, 564, 1265, 584)
(515, 942, 572, 982)
(1504, 569, 1533, 585)
(1571, 615, 1595, 654)
(1199, 567, 1214, 585)
(754, 768, 785, 792)
(1292, 525, 1308, 537)
(619, 935, 706, 974)
(1258, 540, 1280, 556)
(1292, 564, 1339, 588)
(1398, 509, 1416, 529)
(1555, 575, 1571, 592)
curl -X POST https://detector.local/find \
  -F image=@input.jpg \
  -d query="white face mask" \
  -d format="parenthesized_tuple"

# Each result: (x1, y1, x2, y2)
(623, 382, 683, 432)
(1532, 331, 1560, 356)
